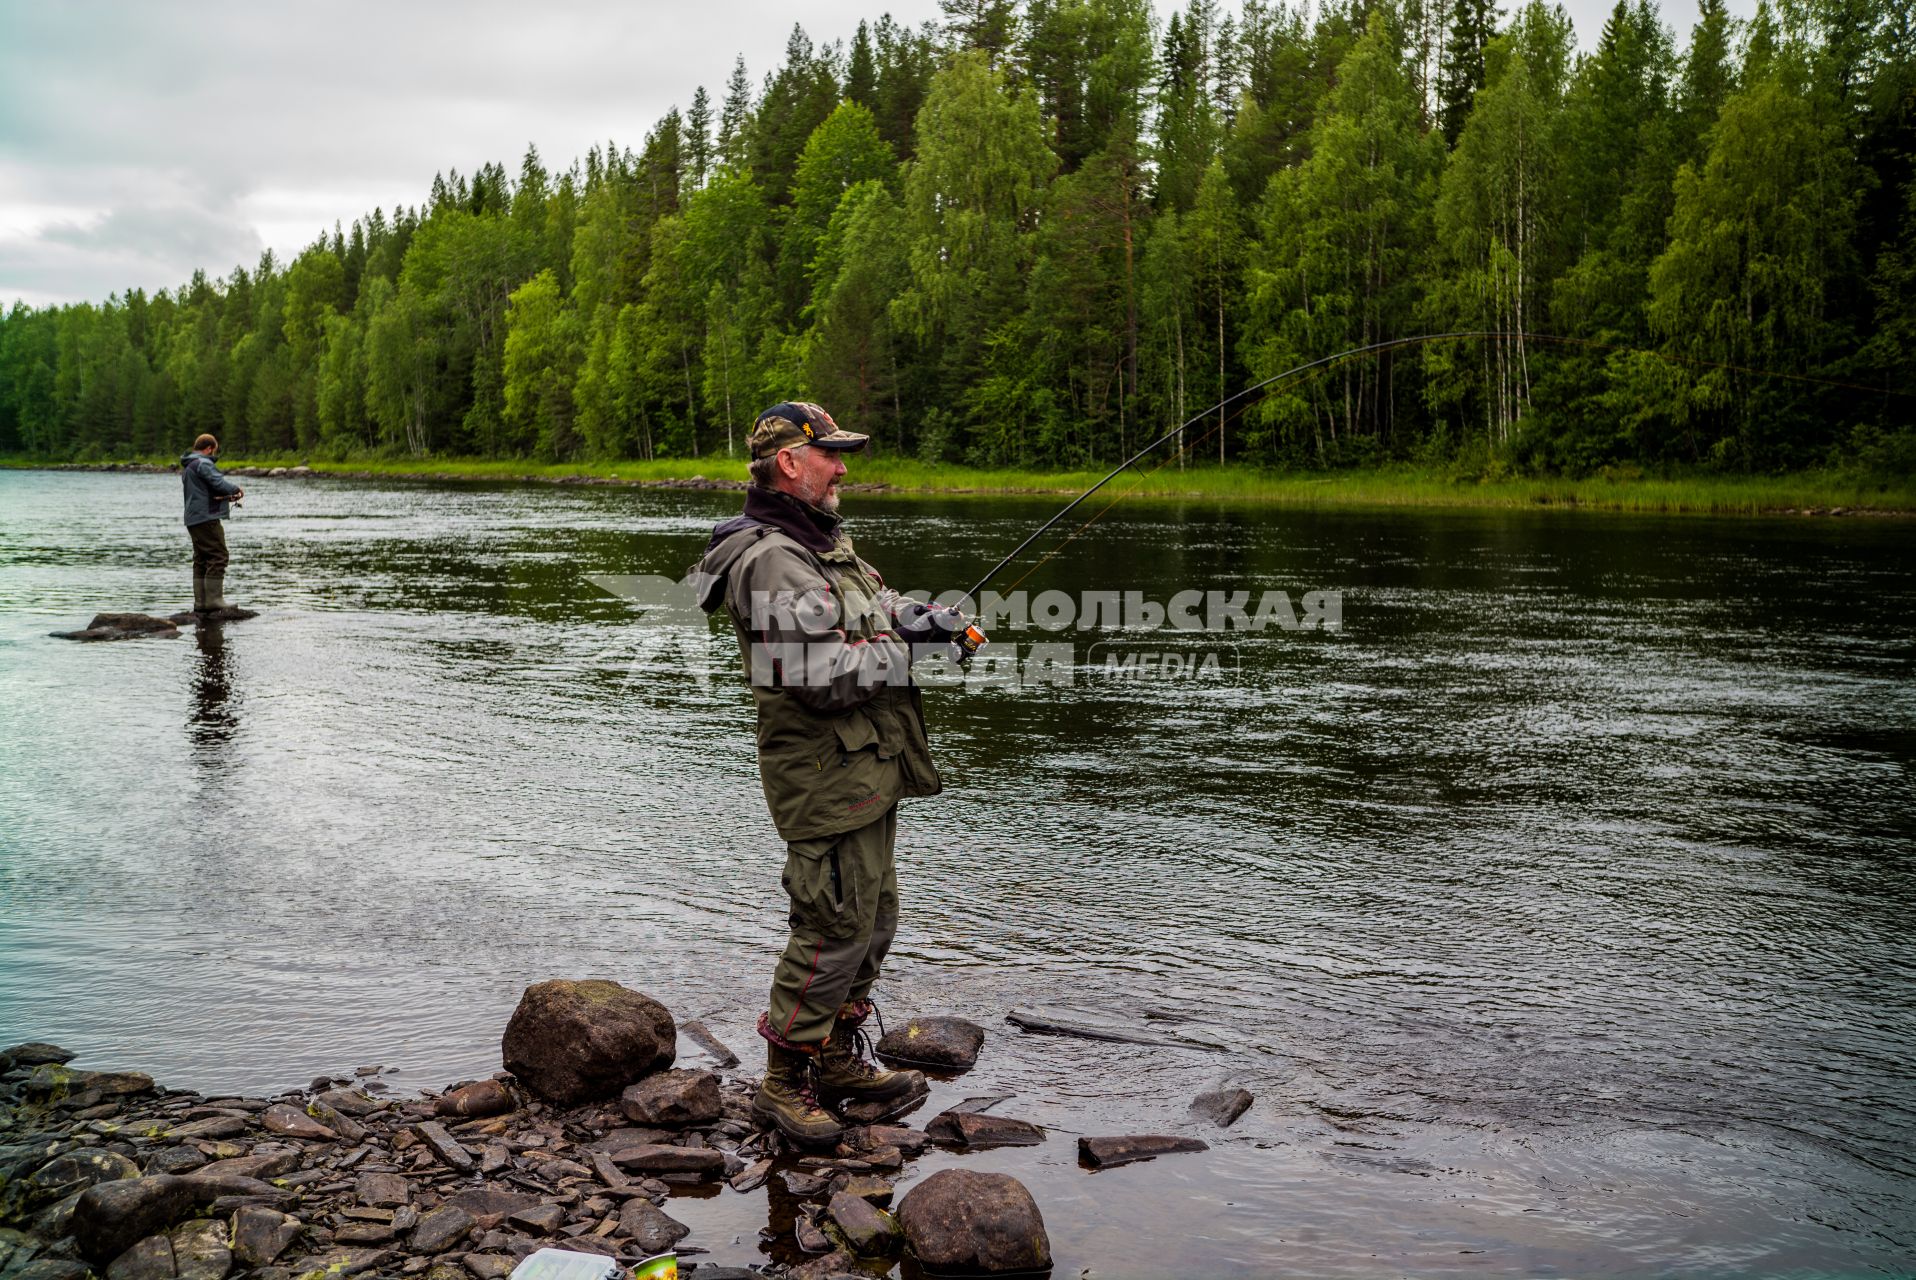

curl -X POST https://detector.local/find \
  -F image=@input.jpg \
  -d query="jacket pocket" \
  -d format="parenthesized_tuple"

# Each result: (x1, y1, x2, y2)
(782, 835, 859, 940)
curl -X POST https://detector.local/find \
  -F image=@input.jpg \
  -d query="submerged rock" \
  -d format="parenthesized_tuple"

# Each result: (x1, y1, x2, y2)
(896, 1169, 1050, 1275)
(1077, 1134, 1209, 1168)
(163, 608, 259, 626)
(1190, 1083, 1254, 1128)
(52, 614, 179, 642)
(875, 1016, 986, 1070)
(500, 979, 675, 1106)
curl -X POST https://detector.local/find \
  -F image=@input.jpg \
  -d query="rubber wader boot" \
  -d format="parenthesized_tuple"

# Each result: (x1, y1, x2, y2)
(752, 1043, 843, 1147)
(203, 569, 227, 613)
(191, 573, 207, 614)
(816, 1010, 924, 1110)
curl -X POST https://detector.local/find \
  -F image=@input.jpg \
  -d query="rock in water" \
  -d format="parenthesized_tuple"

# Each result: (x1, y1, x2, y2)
(620, 1069, 722, 1127)
(1189, 1084, 1254, 1128)
(925, 1110, 1045, 1149)
(4, 1042, 76, 1065)
(52, 614, 180, 642)
(500, 979, 676, 1106)
(826, 1191, 901, 1255)
(615, 1199, 690, 1254)
(678, 1020, 738, 1068)
(1077, 1134, 1209, 1168)
(875, 1016, 986, 1070)
(896, 1169, 1050, 1275)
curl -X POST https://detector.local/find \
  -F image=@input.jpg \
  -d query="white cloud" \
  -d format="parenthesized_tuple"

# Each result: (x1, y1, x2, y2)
(0, 0, 1755, 309)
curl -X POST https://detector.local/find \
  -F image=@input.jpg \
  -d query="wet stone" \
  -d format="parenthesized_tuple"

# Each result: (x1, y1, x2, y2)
(604, 1144, 724, 1176)
(896, 1169, 1051, 1276)
(835, 1175, 894, 1206)
(780, 1170, 829, 1199)
(166, 1117, 247, 1141)
(1077, 1134, 1210, 1168)
(727, 1157, 772, 1193)
(925, 1110, 1046, 1149)
(875, 1016, 987, 1071)
(1190, 1084, 1254, 1128)
(678, 1021, 739, 1068)
(334, 1222, 396, 1245)
(4, 1043, 75, 1066)
(836, 1074, 930, 1125)
(827, 1190, 901, 1255)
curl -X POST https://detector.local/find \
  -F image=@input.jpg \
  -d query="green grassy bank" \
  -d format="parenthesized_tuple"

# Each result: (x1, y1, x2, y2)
(5, 453, 1911, 515)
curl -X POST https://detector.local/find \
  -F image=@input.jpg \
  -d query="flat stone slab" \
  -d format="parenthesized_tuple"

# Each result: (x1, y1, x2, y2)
(604, 1144, 725, 1176)
(926, 1110, 1045, 1149)
(52, 614, 180, 642)
(1078, 1134, 1210, 1168)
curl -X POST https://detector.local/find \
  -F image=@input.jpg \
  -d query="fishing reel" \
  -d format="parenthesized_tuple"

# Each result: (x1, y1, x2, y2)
(950, 619, 988, 670)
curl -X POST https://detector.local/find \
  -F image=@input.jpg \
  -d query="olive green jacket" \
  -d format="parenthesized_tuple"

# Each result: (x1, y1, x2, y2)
(694, 519, 941, 841)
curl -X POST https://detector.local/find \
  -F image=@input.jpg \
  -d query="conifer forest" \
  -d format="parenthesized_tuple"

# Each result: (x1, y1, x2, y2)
(2, 0, 1912, 477)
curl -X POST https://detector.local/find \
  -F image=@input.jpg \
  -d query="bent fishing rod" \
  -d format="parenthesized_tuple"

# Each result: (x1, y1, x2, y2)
(959, 328, 1906, 607)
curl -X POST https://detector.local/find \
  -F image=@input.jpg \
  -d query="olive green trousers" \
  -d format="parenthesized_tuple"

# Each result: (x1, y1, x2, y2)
(766, 805, 898, 1047)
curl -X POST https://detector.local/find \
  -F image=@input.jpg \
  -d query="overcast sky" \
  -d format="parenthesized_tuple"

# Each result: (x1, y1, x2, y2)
(1, 0, 1753, 310)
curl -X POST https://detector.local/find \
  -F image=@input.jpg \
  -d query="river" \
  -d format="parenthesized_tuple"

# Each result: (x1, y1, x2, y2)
(1, 469, 1912, 1277)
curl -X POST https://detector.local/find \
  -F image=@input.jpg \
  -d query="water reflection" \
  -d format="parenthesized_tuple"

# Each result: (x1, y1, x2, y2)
(189, 621, 238, 748)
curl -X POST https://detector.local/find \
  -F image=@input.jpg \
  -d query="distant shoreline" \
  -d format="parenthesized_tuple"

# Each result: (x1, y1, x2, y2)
(4, 456, 1912, 517)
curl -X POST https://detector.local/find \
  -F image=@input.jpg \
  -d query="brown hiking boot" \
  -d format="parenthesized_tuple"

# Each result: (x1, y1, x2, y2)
(752, 1043, 843, 1147)
(816, 1002, 924, 1111)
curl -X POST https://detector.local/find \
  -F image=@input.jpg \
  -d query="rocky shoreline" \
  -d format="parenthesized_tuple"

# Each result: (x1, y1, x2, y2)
(1, 981, 1226, 1280)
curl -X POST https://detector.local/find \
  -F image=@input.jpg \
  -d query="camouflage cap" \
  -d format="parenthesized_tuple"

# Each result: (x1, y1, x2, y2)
(749, 401, 869, 460)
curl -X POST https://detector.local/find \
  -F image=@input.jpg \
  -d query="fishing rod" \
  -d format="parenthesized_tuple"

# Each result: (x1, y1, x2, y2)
(959, 328, 1907, 607)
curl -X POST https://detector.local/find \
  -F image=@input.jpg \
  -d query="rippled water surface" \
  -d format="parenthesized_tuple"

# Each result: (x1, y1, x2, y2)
(2, 470, 1914, 1277)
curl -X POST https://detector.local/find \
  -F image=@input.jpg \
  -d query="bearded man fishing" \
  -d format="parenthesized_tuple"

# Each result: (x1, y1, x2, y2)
(692, 401, 981, 1146)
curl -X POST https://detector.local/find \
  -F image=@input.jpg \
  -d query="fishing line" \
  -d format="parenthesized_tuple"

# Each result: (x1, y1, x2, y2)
(964, 329, 1909, 604)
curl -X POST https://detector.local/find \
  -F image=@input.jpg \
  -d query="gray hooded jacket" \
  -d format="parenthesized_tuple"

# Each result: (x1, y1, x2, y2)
(181, 452, 240, 527)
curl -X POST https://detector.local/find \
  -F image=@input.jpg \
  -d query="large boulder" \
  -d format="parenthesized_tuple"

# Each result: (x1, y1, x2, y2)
(73, 1177, 201, 1265)
(500, 979, 675, 1106)
(897, 1169, 1050, 1275)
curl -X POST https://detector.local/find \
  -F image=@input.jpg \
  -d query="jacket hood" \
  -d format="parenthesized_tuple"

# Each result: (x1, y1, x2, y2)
(690, 487, 842, 614)
(690, 519, 766, 614)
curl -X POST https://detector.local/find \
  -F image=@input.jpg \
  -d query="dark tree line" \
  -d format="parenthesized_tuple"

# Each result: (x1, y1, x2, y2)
(3, 0, 1912, 476)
